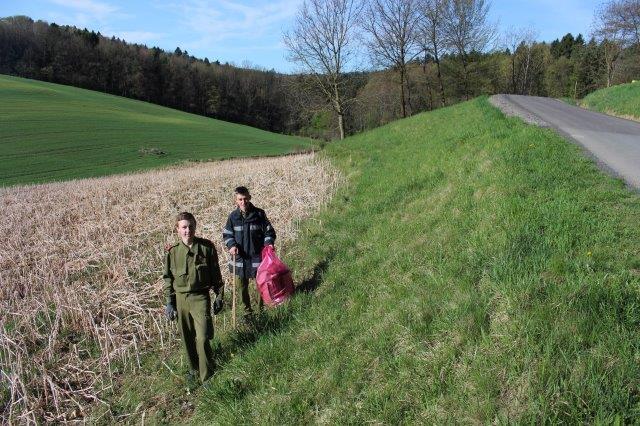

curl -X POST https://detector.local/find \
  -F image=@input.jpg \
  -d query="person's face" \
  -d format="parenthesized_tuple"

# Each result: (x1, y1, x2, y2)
(235, 193, 250, 212)
(176, 219, 195, 244)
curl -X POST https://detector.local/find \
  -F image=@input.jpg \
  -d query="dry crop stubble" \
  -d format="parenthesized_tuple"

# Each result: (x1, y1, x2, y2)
(0, 153, 341, 423)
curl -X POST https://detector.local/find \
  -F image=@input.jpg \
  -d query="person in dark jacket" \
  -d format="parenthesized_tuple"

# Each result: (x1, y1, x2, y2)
(222, 186, 276, 317)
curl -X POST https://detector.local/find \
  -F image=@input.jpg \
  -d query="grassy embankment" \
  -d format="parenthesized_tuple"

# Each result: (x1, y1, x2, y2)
(186, 97, 640, 423)
(580, 81, 640, 121)
(0, 74, 311, 186)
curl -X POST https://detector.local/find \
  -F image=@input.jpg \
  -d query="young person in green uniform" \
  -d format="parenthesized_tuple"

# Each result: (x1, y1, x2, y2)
(163, 212, 224, 384)
(222, 186, 276, 318)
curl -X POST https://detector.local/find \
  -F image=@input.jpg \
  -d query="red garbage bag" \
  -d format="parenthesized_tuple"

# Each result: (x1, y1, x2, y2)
(256, 245, 294, 307)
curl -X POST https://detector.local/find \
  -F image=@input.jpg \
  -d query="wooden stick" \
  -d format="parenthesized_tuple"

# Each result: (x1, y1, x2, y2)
(232, 254, 237, 329)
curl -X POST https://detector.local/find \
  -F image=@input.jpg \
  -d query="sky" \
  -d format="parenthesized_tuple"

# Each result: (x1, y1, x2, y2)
(0, 0, 603, 73)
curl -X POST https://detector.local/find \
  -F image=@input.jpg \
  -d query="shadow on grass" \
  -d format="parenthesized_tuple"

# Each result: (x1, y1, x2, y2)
(295, 259, 329, 293)
(210, 257, 331, 371)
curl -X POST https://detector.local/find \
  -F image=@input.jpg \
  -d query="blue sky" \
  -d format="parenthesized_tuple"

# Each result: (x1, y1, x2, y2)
(1, 0, 603, 73)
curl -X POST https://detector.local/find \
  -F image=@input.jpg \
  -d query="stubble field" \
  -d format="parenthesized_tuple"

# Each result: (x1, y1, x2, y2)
(0, 153, 340, 423)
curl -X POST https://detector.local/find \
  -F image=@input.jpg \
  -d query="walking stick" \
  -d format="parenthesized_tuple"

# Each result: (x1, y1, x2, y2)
(232, 254, 237, 329)
(214, 276, 224, 331)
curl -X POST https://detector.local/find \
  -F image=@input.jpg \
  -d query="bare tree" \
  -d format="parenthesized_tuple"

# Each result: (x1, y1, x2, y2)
(593, 0, 639, 86)
(601, 38, 623, 87)
(361, 0, 422, 118)
(598, 0, 640, 46)
(592, 14, 623, 88)
(442, 0, 495, 100)
(418, 0, 448, 107)
(502, 26, 538, 94)
(283, 0, 363, 140)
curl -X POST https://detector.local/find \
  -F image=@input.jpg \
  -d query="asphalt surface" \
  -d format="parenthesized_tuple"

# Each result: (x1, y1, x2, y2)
(490, 94, 640, 189)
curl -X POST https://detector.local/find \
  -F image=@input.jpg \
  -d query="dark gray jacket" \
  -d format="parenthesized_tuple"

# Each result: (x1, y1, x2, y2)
(222, 204, 276, 278)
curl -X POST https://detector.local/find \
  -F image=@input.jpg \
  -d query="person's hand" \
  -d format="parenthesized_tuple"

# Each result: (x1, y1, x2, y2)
(165, 303, 177, 321)
(164, 243, 172, 252)
(229, 246, 238, 256)
(213, 293, 224, 315)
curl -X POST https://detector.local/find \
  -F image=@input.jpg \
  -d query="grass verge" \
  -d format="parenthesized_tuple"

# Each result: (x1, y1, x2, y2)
(188, 97, 640, 423)
(558, 97, 577, 106)
(580, 82, 640, 121)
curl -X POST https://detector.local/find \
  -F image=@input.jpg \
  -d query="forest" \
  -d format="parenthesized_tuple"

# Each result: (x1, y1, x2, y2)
(1, 0, 638, 139)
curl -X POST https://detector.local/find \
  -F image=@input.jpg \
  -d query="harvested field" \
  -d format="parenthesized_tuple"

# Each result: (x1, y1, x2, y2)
(0, 153, 341, 423)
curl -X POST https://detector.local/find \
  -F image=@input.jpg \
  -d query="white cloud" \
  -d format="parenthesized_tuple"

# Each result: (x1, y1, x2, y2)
(49, 0, 118, 18)
(167, 0, 302, 49)
(46, 11, 92, 28)
(45, 0, 122, 30)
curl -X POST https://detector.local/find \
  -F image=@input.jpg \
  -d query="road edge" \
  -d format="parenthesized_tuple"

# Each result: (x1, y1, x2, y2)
(489, 94, 640, 192)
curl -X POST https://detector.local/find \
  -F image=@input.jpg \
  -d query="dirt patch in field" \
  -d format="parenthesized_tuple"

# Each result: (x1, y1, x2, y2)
(0, 153, 341, 423)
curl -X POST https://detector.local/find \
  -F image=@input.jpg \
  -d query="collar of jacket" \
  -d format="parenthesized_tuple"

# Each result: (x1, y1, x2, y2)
(178, 237, 205, 256)
(232, 204, 257, 221)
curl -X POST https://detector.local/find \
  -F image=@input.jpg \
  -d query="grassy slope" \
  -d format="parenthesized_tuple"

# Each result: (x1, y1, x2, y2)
(0, 74, 311, 186)
(581, 82, 640, 120)
(191, 97, 640, 423)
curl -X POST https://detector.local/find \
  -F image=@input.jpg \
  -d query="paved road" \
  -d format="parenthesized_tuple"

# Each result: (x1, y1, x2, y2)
(491, 94, 640, 189)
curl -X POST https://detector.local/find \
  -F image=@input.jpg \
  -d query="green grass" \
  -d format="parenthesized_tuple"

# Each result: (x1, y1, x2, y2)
(559, 97, 577, 106)
(0, 74, 312, 186)
(87, 346, 194, 424)
(180, 97, 639, 423)
(581, 81, 640, 120)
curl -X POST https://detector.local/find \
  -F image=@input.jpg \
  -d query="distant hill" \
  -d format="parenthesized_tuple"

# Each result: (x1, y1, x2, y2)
(580, 81, 640, 121)
(0, 16, 296, 134)
(0, 75, 312, 186)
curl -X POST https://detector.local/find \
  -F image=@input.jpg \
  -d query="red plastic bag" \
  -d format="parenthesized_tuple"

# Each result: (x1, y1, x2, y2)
(256, 245, 294, 307)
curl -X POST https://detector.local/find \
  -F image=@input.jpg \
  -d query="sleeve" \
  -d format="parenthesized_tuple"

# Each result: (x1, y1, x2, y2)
(222, 215, 238, 249)
(263, 213, 276, 246)
(209, 246, 224, 295)
(162, 251, 175, 305)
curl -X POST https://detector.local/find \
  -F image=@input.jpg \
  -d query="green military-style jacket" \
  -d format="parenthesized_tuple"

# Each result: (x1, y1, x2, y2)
(163, 237, 223, 304)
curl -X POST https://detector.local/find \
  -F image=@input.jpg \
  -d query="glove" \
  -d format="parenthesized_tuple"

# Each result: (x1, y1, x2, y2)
(213, 293, 224, 315)
(165, 303, 177, 321)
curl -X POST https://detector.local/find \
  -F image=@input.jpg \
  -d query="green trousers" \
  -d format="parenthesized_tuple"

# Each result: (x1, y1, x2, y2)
(238, 277, 264, 315)
(176, 291, 215, 383)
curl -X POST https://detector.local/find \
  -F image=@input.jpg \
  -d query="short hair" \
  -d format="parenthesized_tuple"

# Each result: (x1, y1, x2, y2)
(175, 211, 196, 227)
(234, 186, 250, 196)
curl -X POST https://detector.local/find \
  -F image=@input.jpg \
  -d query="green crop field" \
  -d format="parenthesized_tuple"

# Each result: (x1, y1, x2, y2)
(581, 81, 640, 120)
(108, 97, 640, 423)
(0, 74, 311, 186)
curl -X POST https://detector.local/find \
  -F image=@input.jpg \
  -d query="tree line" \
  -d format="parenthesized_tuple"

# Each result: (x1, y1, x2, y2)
(0, 16, 295, 133)
(1, 0, 639, 140)
(285, 0, 640, 139)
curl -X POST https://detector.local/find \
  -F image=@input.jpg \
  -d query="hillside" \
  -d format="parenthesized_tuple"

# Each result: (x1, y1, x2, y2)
(190, 97, 640, 423)
(4, 94, 640, 423)
(0, 74, 311, 186)
(580, 81, 640, 121)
